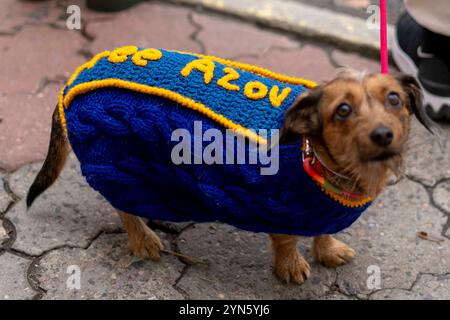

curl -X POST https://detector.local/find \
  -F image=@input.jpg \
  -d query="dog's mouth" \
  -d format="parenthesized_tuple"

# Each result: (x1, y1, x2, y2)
(367, 151, 399, 162)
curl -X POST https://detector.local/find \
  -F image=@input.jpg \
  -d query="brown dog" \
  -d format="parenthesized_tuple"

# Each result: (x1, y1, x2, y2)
(27, 69, 432, 285)
(272, 70, 433, 282)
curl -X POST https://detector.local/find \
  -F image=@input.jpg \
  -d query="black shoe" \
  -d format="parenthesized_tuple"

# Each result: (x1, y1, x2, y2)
(393, 12, 450, 121)
(87, 0, 143, 12)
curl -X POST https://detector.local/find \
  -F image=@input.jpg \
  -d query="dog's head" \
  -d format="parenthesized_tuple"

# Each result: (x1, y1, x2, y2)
(280, 69, 433, 196)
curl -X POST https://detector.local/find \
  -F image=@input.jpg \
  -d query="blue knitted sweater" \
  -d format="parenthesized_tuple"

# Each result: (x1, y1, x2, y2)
(59, 46, 371, 236)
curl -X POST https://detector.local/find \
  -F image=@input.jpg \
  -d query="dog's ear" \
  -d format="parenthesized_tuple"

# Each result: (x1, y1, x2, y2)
(279, 87, 323, 144)
(396, 74, 434, 134)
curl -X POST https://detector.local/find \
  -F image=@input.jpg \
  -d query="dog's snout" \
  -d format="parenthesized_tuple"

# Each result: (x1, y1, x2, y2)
(370, 126, 393, 147)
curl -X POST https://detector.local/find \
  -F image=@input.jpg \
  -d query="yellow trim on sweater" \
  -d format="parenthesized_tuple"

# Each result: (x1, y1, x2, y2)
(67, 51, 111, 86)
(320, 185, 372, 208)
(62, 78, 267, 144)
(58, 87, 68, 137)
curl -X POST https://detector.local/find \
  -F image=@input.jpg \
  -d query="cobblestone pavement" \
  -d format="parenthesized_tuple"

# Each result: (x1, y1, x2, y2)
(1, 0, 450, 300)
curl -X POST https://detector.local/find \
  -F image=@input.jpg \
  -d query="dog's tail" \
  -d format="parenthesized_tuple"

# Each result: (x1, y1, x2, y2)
(26, 105, 69, 209)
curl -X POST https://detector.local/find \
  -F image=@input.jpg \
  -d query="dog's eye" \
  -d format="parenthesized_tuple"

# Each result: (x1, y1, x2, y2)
(387, 92, 401, 108)
(336, 103, 353, 119)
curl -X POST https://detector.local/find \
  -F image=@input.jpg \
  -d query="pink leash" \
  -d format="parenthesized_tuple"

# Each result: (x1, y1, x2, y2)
(380, 0, 389, 74)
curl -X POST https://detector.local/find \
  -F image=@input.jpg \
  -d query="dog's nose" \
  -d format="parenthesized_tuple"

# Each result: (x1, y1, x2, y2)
(370, 126, 393, 147)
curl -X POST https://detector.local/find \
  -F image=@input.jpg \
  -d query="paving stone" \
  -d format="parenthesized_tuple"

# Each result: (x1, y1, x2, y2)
(0, 222, 8, 245)
(0, 83, 61, 172)
(0, 173, 13, 213)
(35, 233, 184, 299)
(0, 0, 113, 34)
(331, 50, 379, 73)
(150, 220, 193, 234)
(0, 0, 50, 34)
(193, 12, 299, 58)
(433, 180, 450, 214)
(319, 292, 357, 300)
(334, 178, 450, 297)
(176, 223, 336, 299)
(405, 121, 450, 186)
(0, 253, 35, 299)
(434, 185, 450, 217)
(86, 2, 200, 54)
(5, 153, 121, 256)
(236, 45, 336, 82)
(56, 0, 117, 23)
(0, 25, 86, 95)
(370, 274, 450, 300)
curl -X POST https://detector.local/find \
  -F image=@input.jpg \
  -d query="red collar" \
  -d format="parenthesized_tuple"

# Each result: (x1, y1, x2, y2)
(302, 138, 372, 208)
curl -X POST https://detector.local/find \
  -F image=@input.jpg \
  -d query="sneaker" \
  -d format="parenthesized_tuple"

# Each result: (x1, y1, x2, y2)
(86, 0, 143, 12)
(393, 12, 450, 121)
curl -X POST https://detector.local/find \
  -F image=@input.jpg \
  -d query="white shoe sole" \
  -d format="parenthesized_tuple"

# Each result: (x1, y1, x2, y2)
(392, 34, 449, 114)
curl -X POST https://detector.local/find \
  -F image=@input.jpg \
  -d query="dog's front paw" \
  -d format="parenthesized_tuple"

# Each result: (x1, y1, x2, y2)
(313, 236, 355, 268)
(274, 251, 311, 284)
(128, 229, 164, 261)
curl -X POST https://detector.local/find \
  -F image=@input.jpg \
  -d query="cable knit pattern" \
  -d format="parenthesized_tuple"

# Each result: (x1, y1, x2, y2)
(62, 48, 371, 236)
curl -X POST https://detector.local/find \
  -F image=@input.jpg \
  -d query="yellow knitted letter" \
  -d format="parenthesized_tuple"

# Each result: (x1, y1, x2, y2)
(132, 48, 163, 67)
(108, 46, 139, 63)
(269, 86, 292, 107)
(244, 81, 268, 100)
(217, 67, 240, 91)
(180, 58, 215, 84)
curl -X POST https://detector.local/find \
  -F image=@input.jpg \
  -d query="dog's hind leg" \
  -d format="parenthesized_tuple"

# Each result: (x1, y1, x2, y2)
(117, 211, 163, 261)
(312, 235, 355, 268)
(270, 234, 311, 284)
